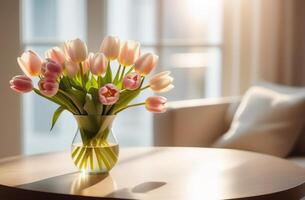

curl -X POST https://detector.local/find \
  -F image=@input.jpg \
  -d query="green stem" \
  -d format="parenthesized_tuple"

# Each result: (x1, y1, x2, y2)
(102, 105, 107, 115)
(113, 64, 121, 84)
(126, 66, 134, 74)
(120, 66, 126, 81)
(97, 76, 103, 88)
(140, 76, 145, 87)
(79, 63, 86, 90)
(141, 85, 150, 91)
(104, 106, 111, 115)
(114, 102, 145, 114)
(120, 89, 127, 93)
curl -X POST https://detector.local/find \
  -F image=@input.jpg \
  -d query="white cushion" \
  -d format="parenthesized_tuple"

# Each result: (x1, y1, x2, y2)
(213, 84, 305, 157)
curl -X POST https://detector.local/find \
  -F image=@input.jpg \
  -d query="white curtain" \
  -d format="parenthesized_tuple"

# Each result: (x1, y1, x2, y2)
(222, 0, 305, 96)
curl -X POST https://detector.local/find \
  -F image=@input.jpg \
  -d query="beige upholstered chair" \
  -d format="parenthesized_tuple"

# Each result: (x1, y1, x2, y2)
(153, 97, 305, 167)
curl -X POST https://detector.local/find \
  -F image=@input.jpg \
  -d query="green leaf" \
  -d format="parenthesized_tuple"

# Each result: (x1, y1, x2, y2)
(110, 89, 141, 114)
(105, 62, 112, 83)
(85, 76, 98, 91)
(34, 88, 79, 114)
(60, 89, 86, 114)
(91, 76, 98, 88)
(89, 87, 98, 97)
(85, 81, 92, 92)
(84, 72, 89, 84)
(68, 89, 86, 101)
(70, 78, 84, 91)
(117, 82, 123, 90)
(59, 76, 72, 90)
(97, 76, 105, 88)
(34, 88, 63, 107)
(84, 94, 98, 114)
(50, 106, 65, 131)
(88, 88, 103, 114)
(54, 92, 80, 114)
(113, 65, 121, 85)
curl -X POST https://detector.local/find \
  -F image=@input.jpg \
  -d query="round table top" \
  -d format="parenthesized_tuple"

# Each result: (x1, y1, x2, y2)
(0, 147, 304, 200)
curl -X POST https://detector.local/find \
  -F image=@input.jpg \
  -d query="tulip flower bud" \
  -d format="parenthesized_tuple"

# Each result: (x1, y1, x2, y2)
(64, 38, 88, 63)
(45, 47, 65, 65)
(9, 75, 33, 93)
(17, 50, 42, 77)
(99, 84, 120, 105)
(118, 40, 140, 66)
(89, 53, 108, 76)
(122, 72, 141, 90)
(41, 59, 63, 81)
(145, 96, 167, 113)
(45, 59, 63, 74)
(38, 79, 59, 97)
(64, 60, 79, 77)
(83, 52, 94, 73)
(100, 36, 121, 60)
(149, 71, 174, 93)
(134, 53, 158, 76)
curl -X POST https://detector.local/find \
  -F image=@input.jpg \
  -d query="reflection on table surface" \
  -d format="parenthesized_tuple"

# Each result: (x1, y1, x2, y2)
(0, 147, 304, 199)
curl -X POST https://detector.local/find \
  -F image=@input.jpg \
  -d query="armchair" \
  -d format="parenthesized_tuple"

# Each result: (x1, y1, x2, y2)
(153, 97, 240, 147)
(153, 97, 305, 167)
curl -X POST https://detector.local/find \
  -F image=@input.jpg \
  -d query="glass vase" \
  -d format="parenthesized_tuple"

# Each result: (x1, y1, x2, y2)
(71, 115, 119, 174)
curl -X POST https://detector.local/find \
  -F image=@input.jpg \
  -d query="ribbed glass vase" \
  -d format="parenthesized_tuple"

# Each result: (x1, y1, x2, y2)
(71, 115, 119, 174)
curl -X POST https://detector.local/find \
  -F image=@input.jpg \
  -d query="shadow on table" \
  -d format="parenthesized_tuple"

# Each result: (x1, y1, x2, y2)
(17, 173, 166, 199)
(105, 181, 167, 199)
(17, 172, 115, 195)
(16, 148, 169, 198)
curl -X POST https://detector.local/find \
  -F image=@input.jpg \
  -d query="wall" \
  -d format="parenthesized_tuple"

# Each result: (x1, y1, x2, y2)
(0, 0, 22, 158)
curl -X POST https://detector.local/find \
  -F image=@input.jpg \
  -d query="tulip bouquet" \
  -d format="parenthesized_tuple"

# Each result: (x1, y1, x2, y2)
(9, 36, 173, 173)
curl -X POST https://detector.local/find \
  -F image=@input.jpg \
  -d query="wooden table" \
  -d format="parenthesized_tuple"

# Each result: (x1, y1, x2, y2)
(0, 147, 304, 200)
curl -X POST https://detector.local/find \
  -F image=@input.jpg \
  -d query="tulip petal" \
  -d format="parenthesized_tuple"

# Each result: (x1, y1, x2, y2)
(100, 36, 121, 60)
(154, 84, 174, 93)
(134, 53, 158, 75)
(9, 75, 33, 93)
(99, 83, 120, 105)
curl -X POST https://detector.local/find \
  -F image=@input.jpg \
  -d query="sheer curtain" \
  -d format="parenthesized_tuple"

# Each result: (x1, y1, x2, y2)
(222, 0, 305, 96)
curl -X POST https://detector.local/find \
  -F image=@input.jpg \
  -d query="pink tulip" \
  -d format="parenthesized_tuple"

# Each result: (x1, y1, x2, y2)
(43, 71, 58, 81)
(123, 72, 141, 90)
(145, 96, 167, 113)
(83, 52, 94, 73)
(89, 53, 108, 75)
(45, 47, 65, 65)
(41, 59, 63, 81)
(17, 50, 42, 77)
(99, 84, 120, 105)
(64, 60, 79, 77)
(118, 40, 140, 66)
(45, 59, 63, 74)
(149, 71, 174, 93)
(38, 79, 59, 97)
(9, 75, 33, 93)
(134, 53, 158, 76)
(64, 38, 88, 63)
(100, 36, 121, 60)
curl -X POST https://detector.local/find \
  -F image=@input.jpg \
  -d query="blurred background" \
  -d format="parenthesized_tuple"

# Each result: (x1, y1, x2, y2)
(1, 0, 305, 157)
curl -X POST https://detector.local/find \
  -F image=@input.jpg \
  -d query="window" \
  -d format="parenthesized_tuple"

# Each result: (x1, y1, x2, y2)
(22, 0, 223, 154)
(106, 0, 224, 146)
(107, 0, 223, 99)
(22, 0, 85, 154)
